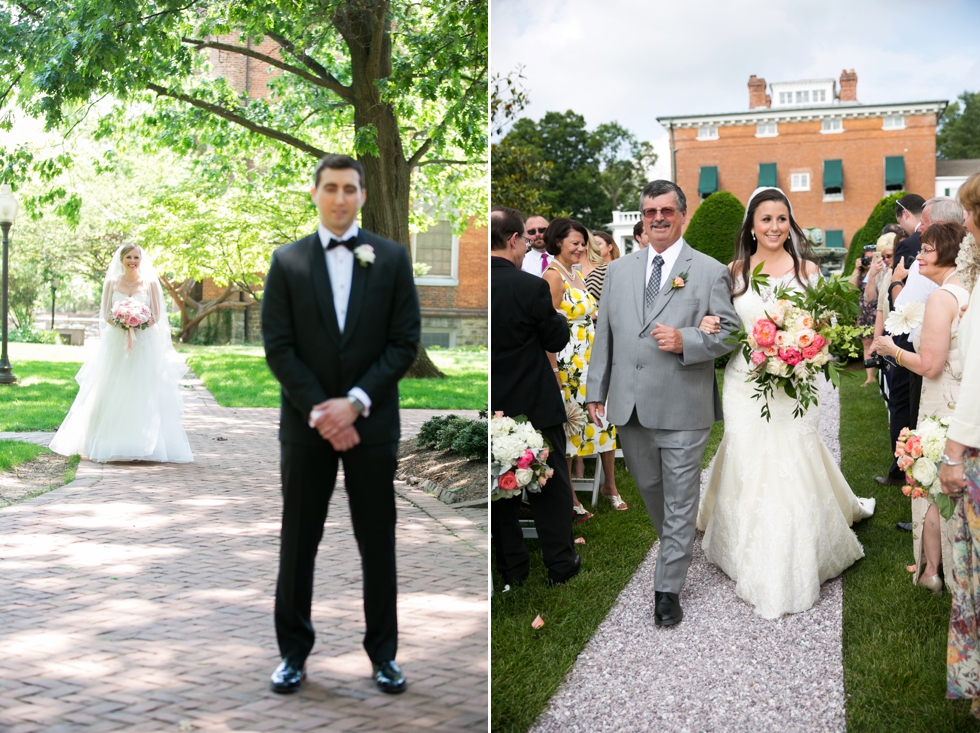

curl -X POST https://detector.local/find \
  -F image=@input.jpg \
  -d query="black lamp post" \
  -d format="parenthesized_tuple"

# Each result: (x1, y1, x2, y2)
(50, 275, 60, 330)
(0, 184, 18, 385)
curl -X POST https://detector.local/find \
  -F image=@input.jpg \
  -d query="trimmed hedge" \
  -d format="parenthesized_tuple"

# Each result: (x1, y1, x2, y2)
(684, 190, 745, 265)
(842, 191, 907, 275)
(416, 414, 487, 460)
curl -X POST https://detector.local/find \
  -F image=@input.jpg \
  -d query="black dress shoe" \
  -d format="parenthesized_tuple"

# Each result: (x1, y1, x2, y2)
(875, 476, 905, 487)
(373, 660, 407, 693)
(896, 521, 913, 533)
(270, 659, 306, 694)
(654, 591, 683, 627)
(549, 554, 581, 586)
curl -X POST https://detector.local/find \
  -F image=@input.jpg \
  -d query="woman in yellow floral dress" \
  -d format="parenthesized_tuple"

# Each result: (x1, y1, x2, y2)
(542, 218, 625, 520)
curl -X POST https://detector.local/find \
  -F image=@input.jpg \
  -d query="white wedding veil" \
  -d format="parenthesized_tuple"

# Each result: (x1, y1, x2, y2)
(741, 186, 805, 257)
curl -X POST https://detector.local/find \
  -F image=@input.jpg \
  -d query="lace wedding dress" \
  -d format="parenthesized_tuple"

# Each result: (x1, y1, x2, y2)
(50, 257, 193, 464)
(696, 272, 874, 618)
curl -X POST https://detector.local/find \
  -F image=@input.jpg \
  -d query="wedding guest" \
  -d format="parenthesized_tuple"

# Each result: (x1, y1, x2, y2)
(543, 218, 627, 517)
(520, 214, 552, 276)
(941, 171, 980, 715)
(867, 232, 896, 346)
(633, 219, 649, 251)
(584, 231, 619, 305)
(875, 221, 970, 593)
(490, 206, 580, 587)
(850, 244, 879, 386)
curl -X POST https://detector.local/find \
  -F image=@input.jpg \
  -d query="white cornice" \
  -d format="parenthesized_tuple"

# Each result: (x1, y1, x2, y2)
(657, 100, 947, 129)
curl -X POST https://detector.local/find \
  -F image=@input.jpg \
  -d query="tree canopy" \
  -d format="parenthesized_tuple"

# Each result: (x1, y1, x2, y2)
(937, 91, 980, 161)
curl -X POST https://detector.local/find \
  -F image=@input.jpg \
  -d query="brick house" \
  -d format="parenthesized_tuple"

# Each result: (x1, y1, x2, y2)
(192, 36, 487, 346)
(646, 71, 945, 254)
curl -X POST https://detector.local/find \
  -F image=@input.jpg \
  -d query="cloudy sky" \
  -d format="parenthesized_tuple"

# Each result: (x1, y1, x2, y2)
(492, 0, 980, 179)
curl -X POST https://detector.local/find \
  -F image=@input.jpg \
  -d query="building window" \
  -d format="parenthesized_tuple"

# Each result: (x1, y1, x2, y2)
(756, 122, 778, 137)
(821, 118, 843, 133)
(697, 125, 718, 140)
(884, 156, 906, 192)
(412, 220, 459, 285)
(825, 230, 845, 249)
(882, 115, 905, 130)
(420, 329, 456, 349)
(814, 89, 827, 103)
(758, 163, 777, 188)
(790, 172, 810, 192)
(795, 90, 810, 104)
(698, 166, 718, 199)
(823, 159, 843, 201)
(779, 91, 791, 105)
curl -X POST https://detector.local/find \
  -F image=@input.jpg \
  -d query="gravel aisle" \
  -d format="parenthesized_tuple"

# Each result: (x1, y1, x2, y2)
(531, 377, 848, 733)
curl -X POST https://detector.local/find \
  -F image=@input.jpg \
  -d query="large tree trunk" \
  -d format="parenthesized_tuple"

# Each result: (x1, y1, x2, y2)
(158, 275, 254, 343)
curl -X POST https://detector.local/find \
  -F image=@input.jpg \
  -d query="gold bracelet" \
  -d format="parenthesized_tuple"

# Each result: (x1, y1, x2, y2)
(895, 350, 903, 368)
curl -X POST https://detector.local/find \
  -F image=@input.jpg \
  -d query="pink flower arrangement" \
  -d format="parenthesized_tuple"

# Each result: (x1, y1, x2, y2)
(110, 298, 152, 331)
(893, 418, 953, 519)
(750, 351, 767, 366)
(752, 319, 777, 347)
(491, 414, 554, 500)
(778, 347, 802, 366)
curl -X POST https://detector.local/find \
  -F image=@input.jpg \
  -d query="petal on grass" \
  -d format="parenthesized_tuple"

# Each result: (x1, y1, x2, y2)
(531, 614, 545, 629)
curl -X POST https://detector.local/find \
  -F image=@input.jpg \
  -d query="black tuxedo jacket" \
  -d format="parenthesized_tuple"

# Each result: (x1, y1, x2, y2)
(262, 228, 421, 447)
(893, 229, 921, 273)
(491, 256, 569, 431)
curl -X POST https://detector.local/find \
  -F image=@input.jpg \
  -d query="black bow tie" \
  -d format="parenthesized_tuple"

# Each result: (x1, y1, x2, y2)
(327, 237, 355, 251)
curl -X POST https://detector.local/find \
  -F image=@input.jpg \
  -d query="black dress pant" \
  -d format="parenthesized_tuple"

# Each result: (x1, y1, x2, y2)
(491, 423, 577, 584)
(884, 334, 917, 480)
(275, 439, 398, 667)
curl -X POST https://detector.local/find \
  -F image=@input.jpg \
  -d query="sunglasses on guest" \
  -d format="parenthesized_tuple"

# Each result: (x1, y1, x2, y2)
(526, 227, 547, 235)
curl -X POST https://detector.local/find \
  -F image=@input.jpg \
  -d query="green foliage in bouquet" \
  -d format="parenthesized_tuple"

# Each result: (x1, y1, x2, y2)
(843, 192, 907, 275)
(684, 191, 745, 265)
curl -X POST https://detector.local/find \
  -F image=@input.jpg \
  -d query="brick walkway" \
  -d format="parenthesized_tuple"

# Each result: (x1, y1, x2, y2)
(0, 380, 487, 732)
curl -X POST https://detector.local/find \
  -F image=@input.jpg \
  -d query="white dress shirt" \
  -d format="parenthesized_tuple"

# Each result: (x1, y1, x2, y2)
(645, 237, 685, 290)
(521, 249, 552, 277)
(314, 221, 371, 416)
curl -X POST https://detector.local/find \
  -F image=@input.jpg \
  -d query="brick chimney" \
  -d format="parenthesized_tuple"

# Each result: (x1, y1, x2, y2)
(748, 75, 771, 109)
(839, 69, 858, 102)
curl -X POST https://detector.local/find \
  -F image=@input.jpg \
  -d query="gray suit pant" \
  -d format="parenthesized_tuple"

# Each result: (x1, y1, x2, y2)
(617, 411, 710, 595)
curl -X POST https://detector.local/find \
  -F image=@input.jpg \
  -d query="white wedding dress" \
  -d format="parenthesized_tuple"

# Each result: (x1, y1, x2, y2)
(50, 274, 193, 464)
(696, 272, 874, 618)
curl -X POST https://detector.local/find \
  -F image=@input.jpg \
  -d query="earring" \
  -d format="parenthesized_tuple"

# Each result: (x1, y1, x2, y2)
(751, 231, 757, 241)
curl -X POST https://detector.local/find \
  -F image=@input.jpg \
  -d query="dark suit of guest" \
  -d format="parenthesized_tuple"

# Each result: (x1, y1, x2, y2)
(491, 256, 578, 584)
(884, 229, 922, 479)
(262, 227, 420, 667)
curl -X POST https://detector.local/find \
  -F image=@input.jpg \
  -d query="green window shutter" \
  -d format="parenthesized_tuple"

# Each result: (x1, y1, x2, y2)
(825, 230, 844, 248)
(758, 163, 777, 188)
(885, 156, 905, 190)
(823, 159, 843, 192)
(698, 166, 718, 197)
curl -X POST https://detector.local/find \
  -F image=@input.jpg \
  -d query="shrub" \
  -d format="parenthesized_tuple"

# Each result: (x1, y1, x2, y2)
(684, 191, 745, 265)
(7, 325, 58, 344)
(416, 414, 487, 460)
(842, 192, 906, 275)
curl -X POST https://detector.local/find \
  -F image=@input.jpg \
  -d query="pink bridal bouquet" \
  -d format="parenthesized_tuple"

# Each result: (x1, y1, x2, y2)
(491, 412, 554, 500)
(110, 298, 152, 331)
(895, 417, 954, 520)
(728, 264, 864, 421)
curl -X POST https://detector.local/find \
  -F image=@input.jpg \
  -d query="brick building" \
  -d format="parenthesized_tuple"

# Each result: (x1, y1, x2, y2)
(651, 71, 946, 254)
(193, 35, 487, 346)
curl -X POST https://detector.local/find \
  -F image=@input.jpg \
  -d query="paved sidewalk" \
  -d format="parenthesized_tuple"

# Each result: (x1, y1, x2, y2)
(0, 380, 487, 732)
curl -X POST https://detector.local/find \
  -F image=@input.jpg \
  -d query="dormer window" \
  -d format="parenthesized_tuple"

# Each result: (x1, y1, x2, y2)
(795, 90, 810, 104)
(778, 92, 791, 105)
(813, 89, 827, 103)
(697, 125, 718, 141)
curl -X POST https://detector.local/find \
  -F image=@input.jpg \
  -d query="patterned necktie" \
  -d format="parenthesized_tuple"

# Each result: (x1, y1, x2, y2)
(541, 252, 548, 274)
(645, 254, 664, 315)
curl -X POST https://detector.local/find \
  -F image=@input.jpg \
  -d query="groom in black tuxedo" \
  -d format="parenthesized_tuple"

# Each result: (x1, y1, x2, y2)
(261, 154, 420, 694)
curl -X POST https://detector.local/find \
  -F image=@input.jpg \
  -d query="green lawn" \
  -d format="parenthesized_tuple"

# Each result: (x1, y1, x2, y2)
(490, 371, 724, 733)
(0, 361, 82, 431)
(0, 439, 48, 471)
(841, 373, 980, 732)
(185, 346, 487, 410)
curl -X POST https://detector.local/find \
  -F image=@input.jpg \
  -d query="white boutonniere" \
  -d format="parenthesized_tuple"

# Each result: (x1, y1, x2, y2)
(354, 244, 375, 268)
(672, 272, 689, 289)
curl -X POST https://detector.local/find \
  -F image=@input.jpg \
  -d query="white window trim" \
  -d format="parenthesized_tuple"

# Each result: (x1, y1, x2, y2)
(823, 192, 844, 202)
(882, 115, 906, 130)
(697, 125, 718, 141)
(412, 226, 459, 286)
(755, 122, 778, 138)
(790, 173, 811, 192)
(821, 118, 844, 134)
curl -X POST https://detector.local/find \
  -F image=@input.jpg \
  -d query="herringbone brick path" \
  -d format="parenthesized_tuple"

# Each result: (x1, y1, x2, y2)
(0, 381, 487, 732)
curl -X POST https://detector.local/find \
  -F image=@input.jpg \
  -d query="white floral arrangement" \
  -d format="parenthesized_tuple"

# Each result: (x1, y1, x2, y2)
(354, 244, 375, 267)
(895, 416, 954, 519)
(885, 300, 925, 336)
(490, 412, 554, 501)
(956, 231, 979, 293)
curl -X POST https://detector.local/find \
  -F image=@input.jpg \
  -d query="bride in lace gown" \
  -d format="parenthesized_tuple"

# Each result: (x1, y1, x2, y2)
(50, 244, 193, 463)
(696, 187, 874, 619)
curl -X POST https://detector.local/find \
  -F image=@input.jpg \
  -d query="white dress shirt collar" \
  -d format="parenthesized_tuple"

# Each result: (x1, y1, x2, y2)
(645, 237, 685, 288)
(317, 221, 359, 248)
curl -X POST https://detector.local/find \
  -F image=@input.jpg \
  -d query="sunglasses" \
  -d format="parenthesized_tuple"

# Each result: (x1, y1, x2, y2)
(896, 200, 911, 216)
(526, 228, 547, 235)
(641, 207, 678, 219)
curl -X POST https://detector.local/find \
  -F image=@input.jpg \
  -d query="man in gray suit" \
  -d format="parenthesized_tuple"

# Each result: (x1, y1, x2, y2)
(586, 180, 738, 627)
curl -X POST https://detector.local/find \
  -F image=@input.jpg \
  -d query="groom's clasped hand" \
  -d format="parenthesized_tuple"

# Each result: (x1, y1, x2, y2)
(309, 397, 361, 451)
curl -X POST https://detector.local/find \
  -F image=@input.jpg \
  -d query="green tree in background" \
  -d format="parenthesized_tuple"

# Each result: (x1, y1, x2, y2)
(937, 91, 980, 160)
(593, 122, 657, 213)
(843, 192, 906, 275)
(684, 191, 744, 265)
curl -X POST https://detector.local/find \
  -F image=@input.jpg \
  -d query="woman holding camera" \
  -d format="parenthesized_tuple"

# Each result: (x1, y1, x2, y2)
(851, 243, 881, 386)
(875, 221, 970, 592)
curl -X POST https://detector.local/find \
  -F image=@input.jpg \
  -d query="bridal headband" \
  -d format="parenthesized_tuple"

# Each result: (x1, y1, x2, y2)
(742, 186, 802, 253)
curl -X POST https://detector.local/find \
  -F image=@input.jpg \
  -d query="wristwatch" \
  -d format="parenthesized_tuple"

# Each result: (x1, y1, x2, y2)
(942, 453, 965, 467)
(348, 395, 365, 416)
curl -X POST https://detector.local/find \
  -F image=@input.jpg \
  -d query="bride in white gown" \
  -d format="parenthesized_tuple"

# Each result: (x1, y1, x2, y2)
(696, 187, 873, 619)
(50, 244, 193, 463)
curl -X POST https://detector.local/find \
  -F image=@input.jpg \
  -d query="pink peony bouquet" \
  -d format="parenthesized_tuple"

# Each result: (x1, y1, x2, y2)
(895, 417, 954, 520)
(110, 298, 152, 331)
(491, 412, 554, 500)
(728, 264, 863, 421)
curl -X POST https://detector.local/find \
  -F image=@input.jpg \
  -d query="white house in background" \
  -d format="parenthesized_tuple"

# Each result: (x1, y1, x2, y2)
(936, 159, 980, 200)
(608, 210, 643, 255)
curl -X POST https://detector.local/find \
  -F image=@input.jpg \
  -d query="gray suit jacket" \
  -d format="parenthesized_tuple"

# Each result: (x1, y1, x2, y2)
(586, 239, 739, 431)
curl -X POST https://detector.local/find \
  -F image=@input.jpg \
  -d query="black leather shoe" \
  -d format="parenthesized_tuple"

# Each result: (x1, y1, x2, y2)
(654, 591, 683, 627)
(896, 522, 913, 533)
(549, 554, 581, 586)
(373, 660, 407, 693)
(270, 660, 306, 694)
(875, 476, 905, 487)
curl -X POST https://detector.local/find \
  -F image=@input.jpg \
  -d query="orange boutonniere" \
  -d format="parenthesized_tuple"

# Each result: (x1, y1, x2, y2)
(672, 272, 689, 289)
